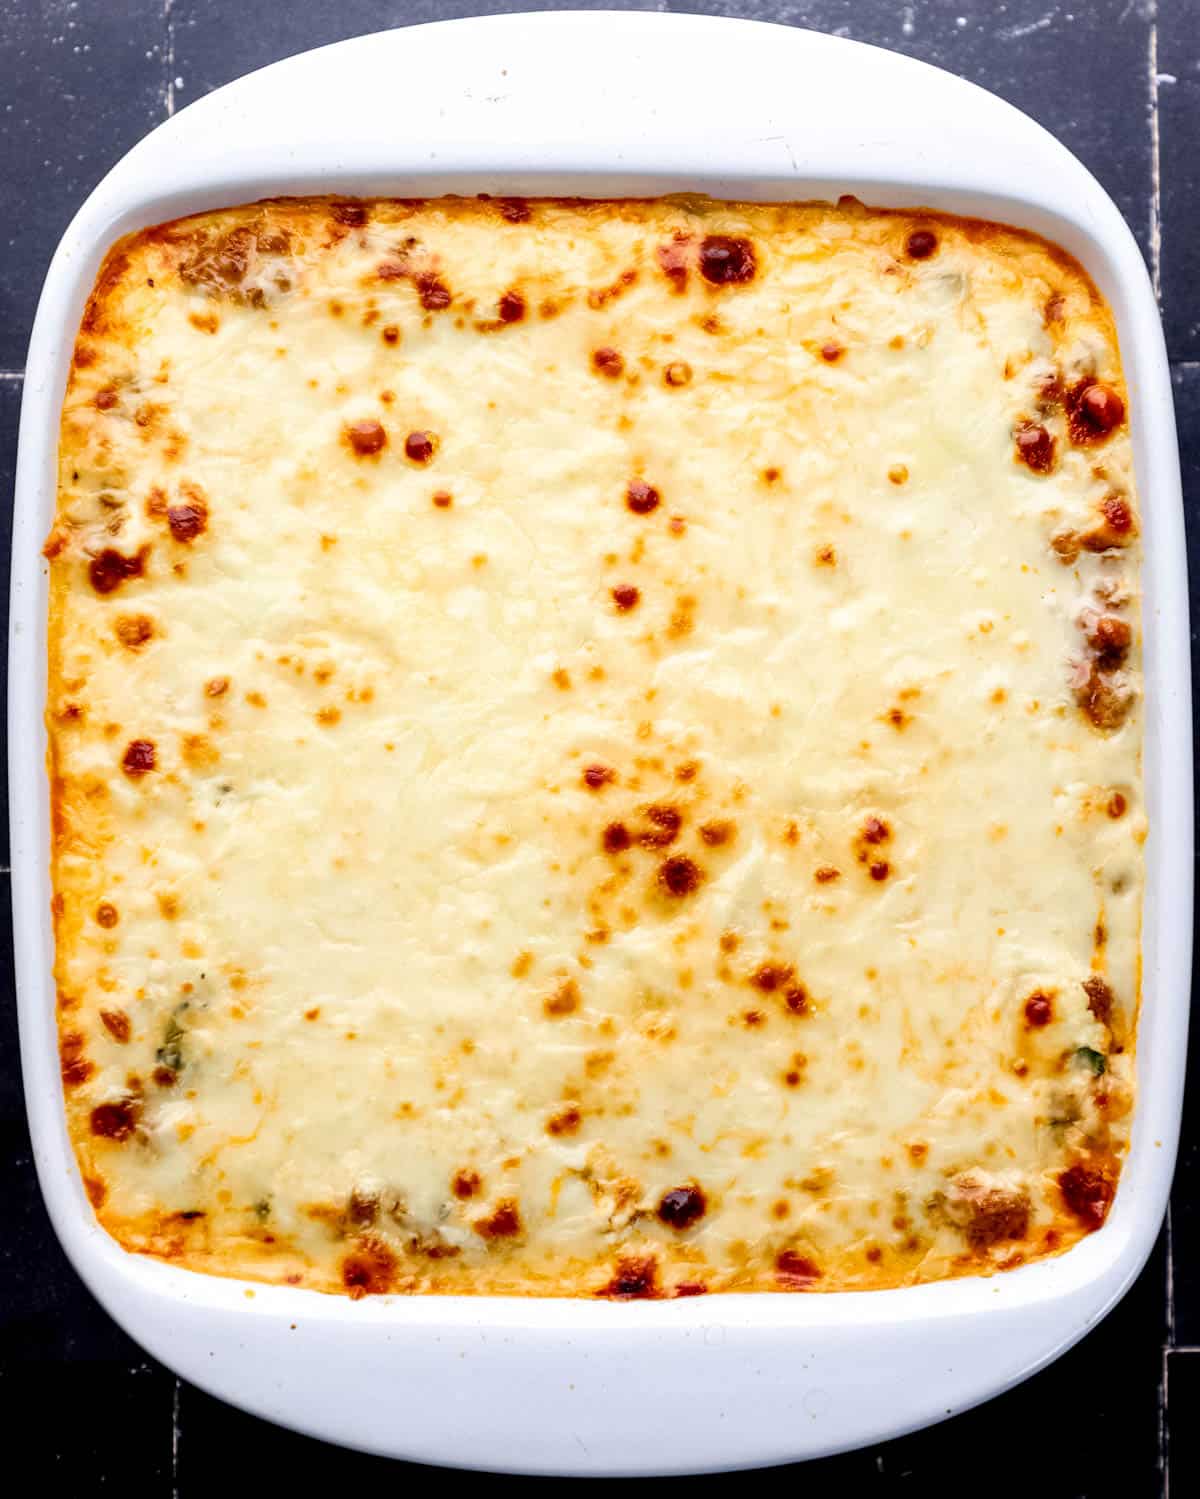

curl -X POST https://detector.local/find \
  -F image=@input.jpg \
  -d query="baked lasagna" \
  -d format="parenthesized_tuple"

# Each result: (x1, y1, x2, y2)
(47, 195, 1143, 1297)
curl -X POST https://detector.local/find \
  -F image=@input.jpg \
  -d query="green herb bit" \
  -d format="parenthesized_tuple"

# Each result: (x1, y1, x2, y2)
(1073, 1046, 1107, 1076)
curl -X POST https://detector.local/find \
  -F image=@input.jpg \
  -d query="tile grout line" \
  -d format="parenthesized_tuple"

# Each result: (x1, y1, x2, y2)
(172, 1377, 180, 1497)
(0, 371, 24, 381)
(1161, 1203, 1175, 1491)
(164, 0, 176, 119)
(1148, 17, 1162, 302)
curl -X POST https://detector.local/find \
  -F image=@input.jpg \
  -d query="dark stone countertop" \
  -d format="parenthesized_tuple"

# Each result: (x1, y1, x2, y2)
(1, 3, 1196, 1491)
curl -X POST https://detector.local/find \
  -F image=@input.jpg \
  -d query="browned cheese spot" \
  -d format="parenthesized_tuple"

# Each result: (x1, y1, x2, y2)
(543, 978, 581, 1018)
(474, 1199, 522, 1240)
(345, 418, 387, 457)
(346, 1187, 379, 1227)
(167, 486, 208, 542)
(592, 346, 624, 378)
(341, 1237, 397, 1298)
(415, 272, 452, 311)
(1082, 975, 1116, 1025)
(453, 1168, 482, 1199)
(657, 1184, 707, 1230)
(89, 1099, 139, 1141)
(1014, 421, 1056, 474)
(750, 962, 792, 993)
(588, 268, 638, 309)
(1066, 380, 1126, 445)
(1075, 667, 1134, 732)
(598, 1255, 661, 1299)
(1086, 613, 1132, 672)
(331, 202, 368, 228)
(1091, 494, 1137, 548)
(636, 805, 682, 848)
(115, 614, 154, 649)
(698, 235, 757, 285)
(775, 1250, 822, 1287)
(905, 228, 939, 260)
(952, 1179, 1031, 1250)
(498, 289, 526, 323)
(89, 546, 148, 596)
(1058, 1161, 1115, 1229)
(1023, 991, 1054, 1027)
(122, 739, 156, 777)
(603, 821, 632, 854)
(626, 479, 661, 515)
(60, 1032, 93, 1086)
(99, 1008, 131, 1043)
(546, 1106, 583, 1137)
(656, 233, 691, 293)
(658, 855, 703, 898)
(404, 430, 437, 464)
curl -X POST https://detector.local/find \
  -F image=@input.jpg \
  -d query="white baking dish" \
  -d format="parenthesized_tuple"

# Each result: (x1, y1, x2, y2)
(10, 11, 1191, 1475)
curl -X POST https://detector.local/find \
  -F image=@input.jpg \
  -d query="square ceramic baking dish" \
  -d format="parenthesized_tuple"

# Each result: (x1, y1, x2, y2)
(10, 10, 1191, 1475)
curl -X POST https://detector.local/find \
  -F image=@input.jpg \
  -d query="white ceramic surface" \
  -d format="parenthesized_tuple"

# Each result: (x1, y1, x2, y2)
(10, 11, 1191, 1475)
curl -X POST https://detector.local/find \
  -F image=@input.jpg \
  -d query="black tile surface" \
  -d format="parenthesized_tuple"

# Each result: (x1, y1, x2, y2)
(0, 379, 16, 871)
(2, 1, 1196, 1490)
(172, 0, 666, 100)
(1171, 362, 1200, 1350)
(1159, 0, 1200, 360)
(1167, 1351, 1200, 1499)
(0, 1, 164, 372)
(1, 1362, 175, 1481)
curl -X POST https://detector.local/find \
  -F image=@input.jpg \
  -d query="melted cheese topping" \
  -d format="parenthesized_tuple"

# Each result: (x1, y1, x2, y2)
(48, 197, 1143, 1298)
